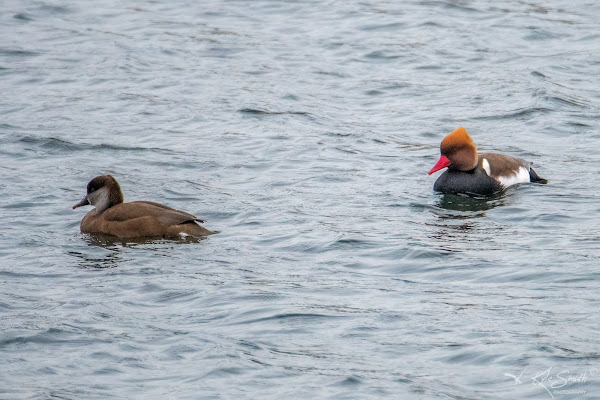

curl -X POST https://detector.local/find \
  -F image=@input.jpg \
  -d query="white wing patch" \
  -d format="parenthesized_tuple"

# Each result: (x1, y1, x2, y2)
(482, 158, 491, 176)
(497, 166, 531, 188)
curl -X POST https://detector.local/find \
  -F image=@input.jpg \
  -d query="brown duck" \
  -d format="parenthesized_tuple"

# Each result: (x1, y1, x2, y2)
(73, 175, 214, 238)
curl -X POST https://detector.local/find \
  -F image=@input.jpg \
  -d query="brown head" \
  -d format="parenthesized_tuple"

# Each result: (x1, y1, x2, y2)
(428, 127, 478, 175)
(72, 175, 124, 213)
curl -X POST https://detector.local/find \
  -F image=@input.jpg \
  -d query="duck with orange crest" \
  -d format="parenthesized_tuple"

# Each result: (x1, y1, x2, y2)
(428, 127, 547, 196)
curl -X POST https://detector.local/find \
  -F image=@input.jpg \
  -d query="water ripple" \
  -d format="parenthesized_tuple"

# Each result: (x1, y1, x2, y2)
(1, 0, 599, 399)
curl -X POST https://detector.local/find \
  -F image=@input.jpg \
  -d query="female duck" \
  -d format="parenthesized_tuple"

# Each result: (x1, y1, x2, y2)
(73, 175, 214, 238)
(428, 127, 546, 196)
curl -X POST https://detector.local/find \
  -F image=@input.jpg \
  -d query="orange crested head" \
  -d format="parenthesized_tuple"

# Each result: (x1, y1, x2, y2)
(440, 127, 475, 154)
(428, 127, 478, 174)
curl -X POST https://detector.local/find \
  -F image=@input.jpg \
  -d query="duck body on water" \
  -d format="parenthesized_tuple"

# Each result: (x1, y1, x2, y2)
(73, 128, 546, 237)
(73, 175, 214, 239)
(429, 127, 547, 197)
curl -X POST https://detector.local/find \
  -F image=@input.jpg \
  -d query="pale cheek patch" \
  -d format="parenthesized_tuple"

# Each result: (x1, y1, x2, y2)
(482, 158, 491, 176)
(89, 187, 110, 212)
(497, 166, 531, 187)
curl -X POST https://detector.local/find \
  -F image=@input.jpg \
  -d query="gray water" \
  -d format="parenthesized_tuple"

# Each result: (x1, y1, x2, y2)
(2, 1, 600, 399)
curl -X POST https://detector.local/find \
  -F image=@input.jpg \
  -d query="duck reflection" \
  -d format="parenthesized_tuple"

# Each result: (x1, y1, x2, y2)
(70, 246, 123, 269)
(69, 234, 207, 269)
(434, 193, 508, 217)
(426, 193, 510, 245)
(82, 233, 208, 248)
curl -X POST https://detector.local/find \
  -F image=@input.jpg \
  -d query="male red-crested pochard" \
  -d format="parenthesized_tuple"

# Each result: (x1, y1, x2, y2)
(73, 175, 214, 238)
(428, 127, 547, 196)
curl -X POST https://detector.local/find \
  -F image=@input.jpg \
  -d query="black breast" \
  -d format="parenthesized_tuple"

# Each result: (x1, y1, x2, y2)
(433, 166, 503, 197)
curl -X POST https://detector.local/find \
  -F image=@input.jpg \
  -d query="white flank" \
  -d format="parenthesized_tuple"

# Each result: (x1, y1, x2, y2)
(497, 166, 530, 188)
(179, 232, 190, 238)
(482, 158, 491, 176)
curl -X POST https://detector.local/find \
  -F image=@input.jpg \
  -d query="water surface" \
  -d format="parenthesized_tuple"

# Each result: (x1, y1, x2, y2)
(2, 1, 600, 399)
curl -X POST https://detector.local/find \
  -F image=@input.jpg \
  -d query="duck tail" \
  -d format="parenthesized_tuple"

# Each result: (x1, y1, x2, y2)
(529, 167, 548, 184)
